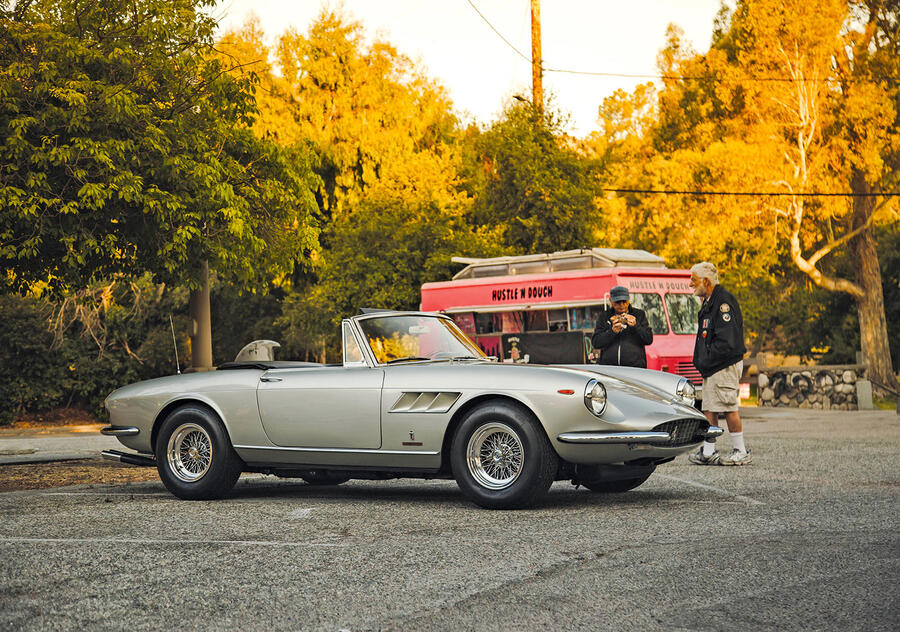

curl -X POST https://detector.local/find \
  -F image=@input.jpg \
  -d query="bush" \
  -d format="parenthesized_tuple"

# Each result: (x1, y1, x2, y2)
(0, 278, 190, 425)
(0, 296, 66, 424)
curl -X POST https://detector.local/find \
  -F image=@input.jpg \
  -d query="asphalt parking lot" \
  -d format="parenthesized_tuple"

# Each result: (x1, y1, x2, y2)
(1, 407, 898, 632)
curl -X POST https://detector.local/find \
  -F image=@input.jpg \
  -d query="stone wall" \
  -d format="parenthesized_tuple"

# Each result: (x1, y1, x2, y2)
(757, 365, 866, 410)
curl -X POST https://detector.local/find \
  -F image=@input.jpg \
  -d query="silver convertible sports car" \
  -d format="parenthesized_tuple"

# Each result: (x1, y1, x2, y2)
(102, 311, 721, 509)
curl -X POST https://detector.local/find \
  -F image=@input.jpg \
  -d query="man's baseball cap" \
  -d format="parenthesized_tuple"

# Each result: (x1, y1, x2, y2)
(609, 286, 630, 302)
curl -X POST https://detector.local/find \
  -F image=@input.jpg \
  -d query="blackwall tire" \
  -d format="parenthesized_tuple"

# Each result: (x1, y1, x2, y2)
(155, 404, 243, 500)
(451, 401, 558, 509)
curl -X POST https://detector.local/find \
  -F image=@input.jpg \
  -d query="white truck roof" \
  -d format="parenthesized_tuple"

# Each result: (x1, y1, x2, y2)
(450, 248, 666, 280)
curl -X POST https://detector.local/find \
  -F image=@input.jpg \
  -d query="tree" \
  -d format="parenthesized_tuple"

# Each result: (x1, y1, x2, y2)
(466, 101, 602, 253)
(274, 9, 459, 222)
(723, 0, 899, 387)
(591, 3, 899, 380)
(0, 0, 320, 295)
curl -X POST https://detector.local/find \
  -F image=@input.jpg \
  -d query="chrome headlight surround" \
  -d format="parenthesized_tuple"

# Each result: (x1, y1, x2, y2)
(676, 377, 696, 406)
(584, 379, 607, 417)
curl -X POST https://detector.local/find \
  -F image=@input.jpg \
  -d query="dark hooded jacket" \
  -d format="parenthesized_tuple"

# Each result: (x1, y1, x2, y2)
(591, 305, 653, 368)
(693, 284, 746, 377)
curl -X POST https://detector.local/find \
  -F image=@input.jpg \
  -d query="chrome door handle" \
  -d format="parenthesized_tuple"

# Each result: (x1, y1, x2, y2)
(260, 376, 283, 383)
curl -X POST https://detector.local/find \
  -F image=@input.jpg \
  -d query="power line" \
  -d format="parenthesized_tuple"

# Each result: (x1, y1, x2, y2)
(602, 188, 899, 197)
(465, 0, 897, 86)
(465, 0, 530, 64)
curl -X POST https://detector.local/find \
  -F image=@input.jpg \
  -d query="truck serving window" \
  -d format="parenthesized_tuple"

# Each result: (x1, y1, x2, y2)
(630, 293, 668, 335)
(665, 293, 701, 334)
(569, 305, 606, 330)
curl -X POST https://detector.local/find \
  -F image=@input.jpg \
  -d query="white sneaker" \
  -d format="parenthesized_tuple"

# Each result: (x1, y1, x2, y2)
(688, 449, 720, 465)
(720, 448, 752, 466)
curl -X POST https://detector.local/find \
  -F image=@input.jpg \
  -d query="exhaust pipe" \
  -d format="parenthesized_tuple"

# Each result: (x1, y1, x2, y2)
(102, 450, 156, 467)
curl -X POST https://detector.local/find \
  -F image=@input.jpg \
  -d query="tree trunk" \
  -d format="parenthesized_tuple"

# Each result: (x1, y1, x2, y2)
(188, 260, 213, 371)
(850, 171, 895, 391)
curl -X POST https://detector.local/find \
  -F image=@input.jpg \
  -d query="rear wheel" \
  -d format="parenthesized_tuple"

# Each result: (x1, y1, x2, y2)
(155, 404, 243, 500)
(451, 401, 557, 509)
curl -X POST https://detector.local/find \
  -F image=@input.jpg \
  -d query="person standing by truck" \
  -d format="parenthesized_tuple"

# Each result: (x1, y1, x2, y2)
(591, 286, 653, 368)
(688, 262, 752, 466)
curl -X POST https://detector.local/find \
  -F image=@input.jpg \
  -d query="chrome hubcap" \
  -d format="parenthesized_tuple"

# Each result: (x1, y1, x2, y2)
(466, 422, 524, 490)
(167, 423, 212, 482)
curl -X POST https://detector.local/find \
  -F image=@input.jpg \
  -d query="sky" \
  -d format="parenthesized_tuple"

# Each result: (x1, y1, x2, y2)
(212, 0, 726, 138)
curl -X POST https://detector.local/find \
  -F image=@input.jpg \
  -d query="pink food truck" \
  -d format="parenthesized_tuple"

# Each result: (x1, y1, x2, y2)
(420, 248, 703, 385)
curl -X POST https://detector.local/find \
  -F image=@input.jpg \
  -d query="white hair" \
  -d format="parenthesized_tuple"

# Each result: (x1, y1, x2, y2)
(690, 262, 719, 284)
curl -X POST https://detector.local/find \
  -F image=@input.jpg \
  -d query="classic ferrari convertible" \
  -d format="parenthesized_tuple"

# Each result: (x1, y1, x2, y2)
(102, 311, 719, 508)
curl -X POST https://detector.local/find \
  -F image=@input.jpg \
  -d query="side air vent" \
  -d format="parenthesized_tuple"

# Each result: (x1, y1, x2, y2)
(390, 392, 461, 414)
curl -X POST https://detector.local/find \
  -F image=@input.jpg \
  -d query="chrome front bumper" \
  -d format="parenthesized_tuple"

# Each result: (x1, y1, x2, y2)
(558, 425, 723, 444)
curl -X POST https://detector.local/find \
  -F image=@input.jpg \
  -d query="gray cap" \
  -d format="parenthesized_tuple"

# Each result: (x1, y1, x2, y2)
(609, 286, 630, 302)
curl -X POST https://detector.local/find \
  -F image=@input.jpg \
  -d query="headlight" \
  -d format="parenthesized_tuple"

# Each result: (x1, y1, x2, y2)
(676, 378, 696, 405)
(584, 379, 607, 416)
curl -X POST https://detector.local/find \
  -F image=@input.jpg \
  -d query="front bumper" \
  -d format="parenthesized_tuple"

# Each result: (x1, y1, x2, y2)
(558, 425, 723, 444)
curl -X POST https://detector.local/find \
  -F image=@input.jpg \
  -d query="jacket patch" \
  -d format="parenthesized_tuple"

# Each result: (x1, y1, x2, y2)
(720, 303, 730, 313)
(702, 318, 710, 328)
(722, 313, 732, 322)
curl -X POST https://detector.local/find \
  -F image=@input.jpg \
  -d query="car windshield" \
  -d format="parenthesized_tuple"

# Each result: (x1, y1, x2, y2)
(665, 293, 701, 334)
(358, 315, 487, 364)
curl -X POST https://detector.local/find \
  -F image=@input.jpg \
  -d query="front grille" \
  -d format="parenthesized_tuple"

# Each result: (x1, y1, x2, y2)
(674, 361, 702, 385)
(651, 419, 709, 447)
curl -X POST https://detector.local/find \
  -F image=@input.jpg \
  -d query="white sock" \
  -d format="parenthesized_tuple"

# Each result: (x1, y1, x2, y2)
(701, 441, 717, 456)
(731, 432, 746, 453)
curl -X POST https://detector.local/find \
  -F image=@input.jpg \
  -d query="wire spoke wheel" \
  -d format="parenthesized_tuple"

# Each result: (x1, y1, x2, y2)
(167, 423, 213, 482)
(466, 422, 524, 490)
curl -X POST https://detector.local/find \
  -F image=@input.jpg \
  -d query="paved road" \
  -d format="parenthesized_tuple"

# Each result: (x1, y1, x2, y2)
(0, 408, 897, 631)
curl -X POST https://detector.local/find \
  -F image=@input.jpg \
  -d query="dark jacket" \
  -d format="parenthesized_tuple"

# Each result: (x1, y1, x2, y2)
(693, 284, 746, 378)
(591, 305, 653, 368)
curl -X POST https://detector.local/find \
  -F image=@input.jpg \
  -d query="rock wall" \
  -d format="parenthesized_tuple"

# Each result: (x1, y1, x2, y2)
(757, 365, 866, 410)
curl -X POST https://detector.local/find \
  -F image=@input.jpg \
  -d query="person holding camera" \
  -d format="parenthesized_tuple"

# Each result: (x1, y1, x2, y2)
(688, 261, 751, 466)
(591, 286, 653, 368)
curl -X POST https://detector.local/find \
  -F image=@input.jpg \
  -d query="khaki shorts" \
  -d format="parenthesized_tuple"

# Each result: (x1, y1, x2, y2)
(702, 361, 743, 413)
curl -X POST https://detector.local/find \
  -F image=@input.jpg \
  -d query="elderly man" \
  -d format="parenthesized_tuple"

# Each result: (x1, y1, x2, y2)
(688, 262, 751, 466)
(591, 285, 653, 368)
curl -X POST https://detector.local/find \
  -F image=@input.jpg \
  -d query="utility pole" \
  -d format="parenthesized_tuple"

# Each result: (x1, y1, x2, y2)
(530, 0, 543, 113)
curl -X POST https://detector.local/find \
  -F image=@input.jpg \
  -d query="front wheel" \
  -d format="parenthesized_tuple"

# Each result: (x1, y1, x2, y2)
(451, 401, 558, 509)
(155, 404, 243, 500)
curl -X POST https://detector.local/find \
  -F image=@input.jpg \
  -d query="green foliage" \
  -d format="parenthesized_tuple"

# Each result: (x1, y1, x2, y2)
(315, 195, 499, 318)
(0, 295, 61, 424)
(792, 224, 900, 365)
(274, 9, 460, 221)
(466, 102, 603, 253)
(0, 0, 319, 295)
(0, 277, 190, 424)
(210, 285, 288, 363)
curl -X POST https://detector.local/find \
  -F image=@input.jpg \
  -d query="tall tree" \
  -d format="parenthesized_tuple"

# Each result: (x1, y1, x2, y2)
(274, 9, 459, 222)
(0, 0, 320, 295)
(468, 101, 602, 253)
(725, 0, 898, 387)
